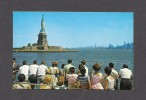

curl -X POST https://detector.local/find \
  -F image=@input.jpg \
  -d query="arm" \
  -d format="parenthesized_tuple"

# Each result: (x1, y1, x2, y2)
(100, 76, 103, 84)
(63, 67, 67, 78)
(130, 71, 133, 80)
(88, 79, 91, 89)
(56, 68, 59, 74)
(104, 79, 108, 90)
(45, 67, 49, 74)
(118, 70, 121, 79)
(76, 80, 80, 88)
(76, 77, 80, 88)
(47, 68, 51, 74)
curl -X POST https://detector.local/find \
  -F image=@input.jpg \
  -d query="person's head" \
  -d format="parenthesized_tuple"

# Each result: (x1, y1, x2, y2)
(41, 60, 46, 65)
(78, 63, 85, 70)
(18, 74, 26, 82)
(123, 64, 128, 68)
(61, 64, 65, 69)
(109, 63, 114, 68)
(92, 63, 101, 72)
(81, 60, 86, 65)
(69, 67, 75, 74)
(79, 67, 86, 75)
(13, 57, 16, 63)
(43, 75, 52, 84)
(22, 60, 26, 65)
(28, 75, 37, 83)
(33, 60, 37, 64)
(67, 59, 72, 64)
(104, 66, 112, 76)
(52, 61, 58, 67)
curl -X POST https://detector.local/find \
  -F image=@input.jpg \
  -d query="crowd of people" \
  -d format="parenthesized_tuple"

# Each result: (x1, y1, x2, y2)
(13, 58, 133, 90)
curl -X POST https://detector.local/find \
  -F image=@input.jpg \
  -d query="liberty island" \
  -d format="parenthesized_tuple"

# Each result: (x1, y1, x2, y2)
(13, 15, 78, 52)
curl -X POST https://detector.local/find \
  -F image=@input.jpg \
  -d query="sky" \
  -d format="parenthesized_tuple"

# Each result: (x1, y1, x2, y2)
(13, 12, 133, 48)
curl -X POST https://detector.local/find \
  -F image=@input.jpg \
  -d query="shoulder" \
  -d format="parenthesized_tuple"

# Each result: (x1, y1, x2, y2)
(54, 67, 59, 69)
(119, 68, 124, 73)
(68, 64, 75, 67)
(112, 69, 118, 74)
(84, 65, 88, 69)
(42, 65, 48, 68)
(107, 76, 114, 80)
(29, 64, 34, 67)
(74, 74, 78, 77)
(24, 65, 30, 68)
(98, 73, 102, 76)
(66, 74, 70, 78)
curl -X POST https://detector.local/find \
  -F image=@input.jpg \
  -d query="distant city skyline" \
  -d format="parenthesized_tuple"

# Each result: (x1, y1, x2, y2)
(13, 12, 133, 48)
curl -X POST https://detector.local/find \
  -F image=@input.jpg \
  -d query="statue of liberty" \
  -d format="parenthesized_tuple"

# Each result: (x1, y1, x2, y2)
(40, 15, 45, 33)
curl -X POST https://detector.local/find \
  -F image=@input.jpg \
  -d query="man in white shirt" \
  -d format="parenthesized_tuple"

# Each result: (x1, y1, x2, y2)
(63, 59, 75, 75)
(29, 60, 39, 76)
(119, 64, 133, 90)
(37, 60, 48, 83)
(18, 60, 29, 81)
(109, 63, 119, 90)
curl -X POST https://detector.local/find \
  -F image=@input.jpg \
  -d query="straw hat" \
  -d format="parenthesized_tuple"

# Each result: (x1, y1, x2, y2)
(44, 75, 52, 84)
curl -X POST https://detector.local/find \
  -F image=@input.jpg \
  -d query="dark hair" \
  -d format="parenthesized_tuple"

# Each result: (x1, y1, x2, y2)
(69, 67, 75, 73)
(80, 67, 86, 75)
(52, 61, 58, 67)
(22, 60, 26, 65)
(109, 63, 114, 68)
(13, 57, 16, 61)
(28, 75, 37, 83)
(41, 60, 46, 64)
(18, 74, 26, 82)
(61, 64, 65, 69)
(92, 63, 101, 71)
(67, 59, 72, 64)
(123, 64, 128, 68)
(81, 60, 86, 65)
(78, 64, 85, 70)
(28, 75, 37, 89)
(33, 60, 37, 64)
(104, 66, 112, 76)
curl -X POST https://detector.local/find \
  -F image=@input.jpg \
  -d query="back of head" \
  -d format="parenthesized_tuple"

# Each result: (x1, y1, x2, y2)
(18, 74, 26, 82)
(22, 60, 26, 65)
(104, 66, 112, 76)
(81, 60, 86, 65)
(13, 57, 16, 61)
(52, 61, 58, 67)
(41, 60, 46, 65)
(67, 59, 72, 64)
(44, 75, 52, 84)
(69, 67, 75, 74)
(28, 75, 37, 83)
(33, 60, 37, 64)
(13, 57, 16, 63)
(61, 64, 65, 69)
(123, 64, 128, 68)
(80, 67, 86, 75)
(78, 63, 85, 70)
(92, 63, 101, 71)
(109, 63, 114, 68)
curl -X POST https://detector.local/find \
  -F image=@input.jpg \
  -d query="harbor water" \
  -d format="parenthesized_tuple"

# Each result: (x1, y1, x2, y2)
(13, 48, 134, 73)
